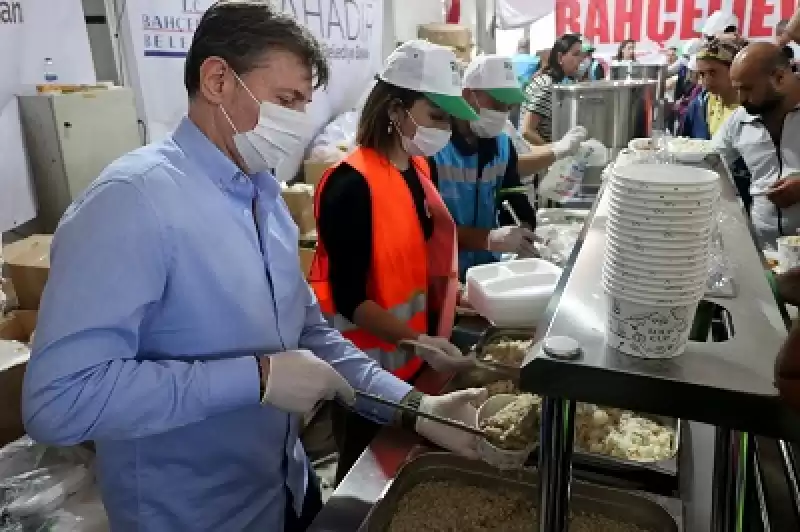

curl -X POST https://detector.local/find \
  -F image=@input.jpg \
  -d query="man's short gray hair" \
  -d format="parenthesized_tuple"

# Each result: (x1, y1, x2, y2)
(184, 0, 330, 97)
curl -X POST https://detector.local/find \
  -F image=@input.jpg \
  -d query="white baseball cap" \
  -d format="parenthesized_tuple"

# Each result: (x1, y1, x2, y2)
(703, 11, 739, 37)
(463, 55, 526, 105)
(683, 38, 704, 57)
(379, 40, 479, 121)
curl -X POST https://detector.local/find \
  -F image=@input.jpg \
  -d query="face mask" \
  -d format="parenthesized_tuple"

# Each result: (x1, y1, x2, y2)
(577, 58, 591, 78)
(470, 107, 509, 138)
(221, 74, 313, 177)
(399, 111, 451, 156)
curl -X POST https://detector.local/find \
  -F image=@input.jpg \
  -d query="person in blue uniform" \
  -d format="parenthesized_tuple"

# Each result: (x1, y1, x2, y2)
(429, 55, 587, 280)
(20, 2, 486, 531)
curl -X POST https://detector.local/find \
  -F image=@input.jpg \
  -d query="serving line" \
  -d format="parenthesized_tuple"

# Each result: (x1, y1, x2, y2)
(523, 155, 797, 532)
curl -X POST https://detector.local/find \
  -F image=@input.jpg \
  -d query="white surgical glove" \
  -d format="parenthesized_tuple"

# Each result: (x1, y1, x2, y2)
(415, 388, 489, 459)
(551, 125, 588, 159)
(262, 349, 355, 414)
(400, 335, 476, 373)
(488, 226, 538, 255)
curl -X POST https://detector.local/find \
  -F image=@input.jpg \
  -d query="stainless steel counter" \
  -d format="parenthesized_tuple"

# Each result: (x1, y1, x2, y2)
(522, 157, 799, 441)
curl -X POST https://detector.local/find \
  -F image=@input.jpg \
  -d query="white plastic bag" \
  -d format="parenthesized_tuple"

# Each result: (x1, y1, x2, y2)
(539, 140, 605, 203)
(308, 111, 359, 164)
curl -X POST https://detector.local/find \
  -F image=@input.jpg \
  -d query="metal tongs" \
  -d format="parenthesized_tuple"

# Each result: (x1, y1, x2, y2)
(353, 390, 486, 438)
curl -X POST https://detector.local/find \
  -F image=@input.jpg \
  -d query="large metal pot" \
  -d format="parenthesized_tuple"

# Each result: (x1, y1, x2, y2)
(610, 63, 668, 99)
(550, 80, 657, 152)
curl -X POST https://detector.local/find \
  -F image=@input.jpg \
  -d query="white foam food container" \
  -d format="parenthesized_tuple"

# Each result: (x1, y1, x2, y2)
(465, 259, 563, 327)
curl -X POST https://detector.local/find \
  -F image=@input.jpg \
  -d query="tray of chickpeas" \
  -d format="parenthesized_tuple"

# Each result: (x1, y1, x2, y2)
(445, 327, 681, 490)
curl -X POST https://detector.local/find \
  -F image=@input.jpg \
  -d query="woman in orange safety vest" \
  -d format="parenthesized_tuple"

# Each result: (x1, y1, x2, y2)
(308, 40, 479, 484)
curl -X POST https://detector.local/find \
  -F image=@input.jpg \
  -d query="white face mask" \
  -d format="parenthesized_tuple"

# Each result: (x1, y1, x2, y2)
(399, 111, 451, 156)
(221, 74, 313, 177)
(470, 108, 509, 138)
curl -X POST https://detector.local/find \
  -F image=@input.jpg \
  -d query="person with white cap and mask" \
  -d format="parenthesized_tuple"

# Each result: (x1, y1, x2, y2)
(428, 54, 587, 279)
(311, 39, 487, 486)
(22, 4, 487, 531)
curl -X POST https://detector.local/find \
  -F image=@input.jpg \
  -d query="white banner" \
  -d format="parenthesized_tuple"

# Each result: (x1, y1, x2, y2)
(119, 0, 383, 179)
(0, 0, 95, 232)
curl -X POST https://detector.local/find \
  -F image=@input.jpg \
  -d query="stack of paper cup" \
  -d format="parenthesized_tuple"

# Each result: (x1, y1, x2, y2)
(603, 163, 720, 359)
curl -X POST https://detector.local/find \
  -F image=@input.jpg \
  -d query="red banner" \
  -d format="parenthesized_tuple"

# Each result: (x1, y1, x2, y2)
(556, 0, 798, 49)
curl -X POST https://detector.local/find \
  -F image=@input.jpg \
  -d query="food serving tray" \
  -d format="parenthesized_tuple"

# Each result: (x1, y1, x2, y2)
(454, 327, 682, 493)
(357, 452, 682, 532)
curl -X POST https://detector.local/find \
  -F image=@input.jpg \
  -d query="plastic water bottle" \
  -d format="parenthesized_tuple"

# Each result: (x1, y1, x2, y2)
(43, 57, 58, 83)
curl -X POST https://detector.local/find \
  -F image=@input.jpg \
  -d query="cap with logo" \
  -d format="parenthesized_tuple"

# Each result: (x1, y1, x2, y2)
(463, 55, 526, 105)
(696, 36, 748, 65)
(379, 40, 479, 121)
(702, 11, 739, 37)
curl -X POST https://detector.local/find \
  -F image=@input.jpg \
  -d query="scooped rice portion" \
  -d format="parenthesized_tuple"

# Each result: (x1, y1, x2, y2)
(479, 394, 540, 451)
(481, 337, 532, 367)
(485, 380, 517, 397)
(387, 481, 653, 532)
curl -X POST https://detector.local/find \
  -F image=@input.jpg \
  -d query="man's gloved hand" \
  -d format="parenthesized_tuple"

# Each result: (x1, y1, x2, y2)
(400, 335, 476, 373)
(261, 350, 355, 414)
(551, 125, 588, 159)
(415, 388, 488, 459)
(488, 226, 538, 255)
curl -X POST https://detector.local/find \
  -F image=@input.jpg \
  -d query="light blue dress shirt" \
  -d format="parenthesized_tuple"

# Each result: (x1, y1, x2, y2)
(21, 117, 413, 531)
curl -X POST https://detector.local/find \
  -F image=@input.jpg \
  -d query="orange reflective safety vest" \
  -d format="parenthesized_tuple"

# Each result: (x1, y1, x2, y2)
(309, 147, 459, 382)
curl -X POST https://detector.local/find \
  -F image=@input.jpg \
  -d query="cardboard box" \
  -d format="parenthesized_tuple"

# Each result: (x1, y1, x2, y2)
(3, 235, 52, 310)
(303, 160, 333, 188)
(0, 310, 37, 446)
(282, 186, 316, 235)
(418, 23, 473, 61)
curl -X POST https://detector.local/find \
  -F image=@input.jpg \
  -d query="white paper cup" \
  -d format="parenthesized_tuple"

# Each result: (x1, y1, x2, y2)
(612, 163, 720, 187)
(609, 198, 715, 221)
(777, 236, 800, 271)
(604, 249, 709, 278)
(608, 183, 718, 207)
(609, 183, 721, 203)
(604, 289, 700, 359)
(607, 220, 712, 243)
(476, 394, 537, 470)
(602, 277, 699, 305)
(608, 231, 710, 251)
(607, 208, 715, 231)
(603, 269, 705, 300)
(604, 254, 707, 282)
(606, 237, 709, 261)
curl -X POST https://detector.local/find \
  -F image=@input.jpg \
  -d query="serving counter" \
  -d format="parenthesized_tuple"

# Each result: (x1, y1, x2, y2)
(310, 155, 799, 532)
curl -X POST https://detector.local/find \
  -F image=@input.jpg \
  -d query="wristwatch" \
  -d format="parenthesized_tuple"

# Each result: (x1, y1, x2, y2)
(256, 356, 268, 403)
(399, 390, 424, 430)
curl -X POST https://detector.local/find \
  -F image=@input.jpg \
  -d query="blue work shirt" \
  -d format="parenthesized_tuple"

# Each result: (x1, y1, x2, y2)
(21, 117, 412, 532)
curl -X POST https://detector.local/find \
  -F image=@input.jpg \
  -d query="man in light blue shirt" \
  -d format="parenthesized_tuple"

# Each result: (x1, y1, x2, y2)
(21, 2, 484, 531)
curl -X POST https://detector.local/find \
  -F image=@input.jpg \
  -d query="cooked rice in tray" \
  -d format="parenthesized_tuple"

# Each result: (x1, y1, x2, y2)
(387, 481, 653, 532)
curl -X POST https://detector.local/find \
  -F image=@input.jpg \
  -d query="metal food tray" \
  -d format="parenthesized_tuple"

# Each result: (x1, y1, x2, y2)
(456, 326, 682, 491)
(357, 452, 682, 532)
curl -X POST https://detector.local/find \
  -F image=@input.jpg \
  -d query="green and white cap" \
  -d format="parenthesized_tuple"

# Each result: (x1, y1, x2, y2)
(463, 54, 526, 105)
(379, 39, 479, 121)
